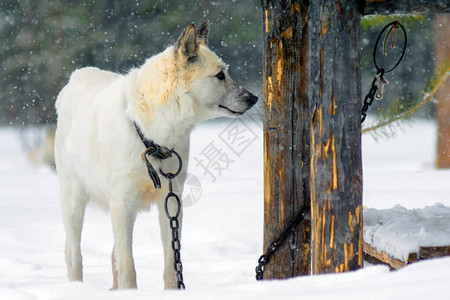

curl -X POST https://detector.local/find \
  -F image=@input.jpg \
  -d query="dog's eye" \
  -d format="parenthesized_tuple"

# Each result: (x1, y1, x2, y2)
(215, 71, 225, 80)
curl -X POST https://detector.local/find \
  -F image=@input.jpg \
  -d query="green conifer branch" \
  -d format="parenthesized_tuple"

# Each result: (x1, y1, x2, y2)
(362, 60, 450, 135)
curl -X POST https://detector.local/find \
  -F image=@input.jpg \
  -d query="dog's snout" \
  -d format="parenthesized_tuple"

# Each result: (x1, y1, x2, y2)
(243, 92, 258, 107)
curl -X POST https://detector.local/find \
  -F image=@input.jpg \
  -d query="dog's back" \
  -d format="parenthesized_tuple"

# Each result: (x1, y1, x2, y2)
(56, 67, 119, 111)
(54, 67, 130, 205)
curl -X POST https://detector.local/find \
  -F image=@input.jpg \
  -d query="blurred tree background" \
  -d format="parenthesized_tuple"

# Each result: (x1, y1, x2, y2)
(0, 0, 439, 126)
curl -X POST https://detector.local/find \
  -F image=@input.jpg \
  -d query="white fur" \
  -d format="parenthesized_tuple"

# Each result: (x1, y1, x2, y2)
(54, 23, 257, 290)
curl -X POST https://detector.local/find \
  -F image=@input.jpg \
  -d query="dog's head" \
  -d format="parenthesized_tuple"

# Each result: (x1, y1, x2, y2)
(173, 20, 258, 120)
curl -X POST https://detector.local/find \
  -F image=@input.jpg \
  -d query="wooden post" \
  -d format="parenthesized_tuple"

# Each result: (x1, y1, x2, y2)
(308, 0, 363, 274)
(435, 14, 450, 169)
(262, 0, 362, 278)
(261, 0, 449, 280)
(262, 0, 311, 279)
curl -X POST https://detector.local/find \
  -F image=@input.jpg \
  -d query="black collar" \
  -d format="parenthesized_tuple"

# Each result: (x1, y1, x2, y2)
(134, 122, 153, 149)
(133, 122, 172, 188)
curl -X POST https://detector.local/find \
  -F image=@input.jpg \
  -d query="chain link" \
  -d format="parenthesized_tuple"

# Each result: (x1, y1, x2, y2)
(135, 124, 185, 289)
(255, 203, 310, 280)
(362, 20, 406, 123)
(160, 150, 185, 290)
(361, 69, 389, 124)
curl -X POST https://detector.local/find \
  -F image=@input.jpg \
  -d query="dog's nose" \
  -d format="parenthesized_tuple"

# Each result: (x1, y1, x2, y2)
(244, 93, 258, 107)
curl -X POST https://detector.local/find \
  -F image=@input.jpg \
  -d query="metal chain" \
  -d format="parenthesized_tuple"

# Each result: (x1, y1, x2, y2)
(135, 124, 185, 289)
(361, 20, 407, 123)
(160, 150, 186, 290)
(361, 68, 387, 124)
(255, 203, 310, 280)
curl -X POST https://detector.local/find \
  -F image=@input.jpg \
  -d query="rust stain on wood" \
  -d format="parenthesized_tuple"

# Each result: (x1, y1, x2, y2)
(317, 106, 324, 138)
(320, 206, 325, 267)
(330, 92, 336, 115)
(348, 211, 354, 237)
(323, 138, 330, 159)
(322, 207, 332, 268)
(310, 109, 317, 191)
(263, 132, 271, 226)
(281, 26, 293, 40)
(265, 9, 269, 34)
(320, 13, 328, 36)
(279, 198, 285, 225)
(331, 135, 337, 190)
(329, 214, 335, 247)
(335, 264, 343, 273)
(310, 116, 316, 186)
(356, 205, 363, 266)
(344, 243, 349, 271)
(344, 241, 355, 271)
(291, 3, 301, 14)
(276, 40, 283, 107)
(267, 76, 274, 113)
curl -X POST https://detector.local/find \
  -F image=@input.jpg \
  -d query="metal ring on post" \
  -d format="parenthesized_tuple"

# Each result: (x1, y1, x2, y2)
(373, 21, 407, 74)
(159, 149, 183, 179)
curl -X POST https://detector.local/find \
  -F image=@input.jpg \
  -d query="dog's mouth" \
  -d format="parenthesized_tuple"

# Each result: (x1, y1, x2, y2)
(218, 105, 244, 116)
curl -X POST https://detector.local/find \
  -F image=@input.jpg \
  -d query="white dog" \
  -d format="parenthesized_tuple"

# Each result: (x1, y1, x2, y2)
(54, 20, 257, 290)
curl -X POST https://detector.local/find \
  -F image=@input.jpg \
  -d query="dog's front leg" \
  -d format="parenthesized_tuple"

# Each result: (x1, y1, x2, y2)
(110, 203, 137, 289)
(157, 200, 183, 289)
(61, 183, 87, 282)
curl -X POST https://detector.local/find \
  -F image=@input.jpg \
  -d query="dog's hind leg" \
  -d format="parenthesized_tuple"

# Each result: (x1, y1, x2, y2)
(61, 182, 87, 282)
(157, 200, 183, 289)
(111, 248, 118, 290)
(110, 202, 137, 289)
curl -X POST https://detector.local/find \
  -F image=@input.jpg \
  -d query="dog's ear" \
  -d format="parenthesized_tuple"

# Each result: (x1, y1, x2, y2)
(175, 23, 198, 60)
(196, 20, 210, 46)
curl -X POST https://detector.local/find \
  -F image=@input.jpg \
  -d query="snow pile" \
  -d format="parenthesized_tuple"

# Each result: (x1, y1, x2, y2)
(364, 204, 450, 262)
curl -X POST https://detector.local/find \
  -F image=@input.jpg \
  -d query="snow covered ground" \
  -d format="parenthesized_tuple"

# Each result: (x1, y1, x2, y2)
(1, 118, 449, 300)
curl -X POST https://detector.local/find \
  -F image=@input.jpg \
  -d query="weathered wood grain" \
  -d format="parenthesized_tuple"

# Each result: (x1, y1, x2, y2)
(420, 246, 450, 259)
(309, 0, 363, 274)
(262, 0, 311, 279)
(435, 14, 450, 169)
(364, 242, 417, 269)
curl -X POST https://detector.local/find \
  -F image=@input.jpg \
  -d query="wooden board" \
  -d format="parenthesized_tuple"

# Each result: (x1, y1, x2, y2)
(420, 246, 450, 259)
(363, 242, 417, 270)
(364, 242, 450, 270)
